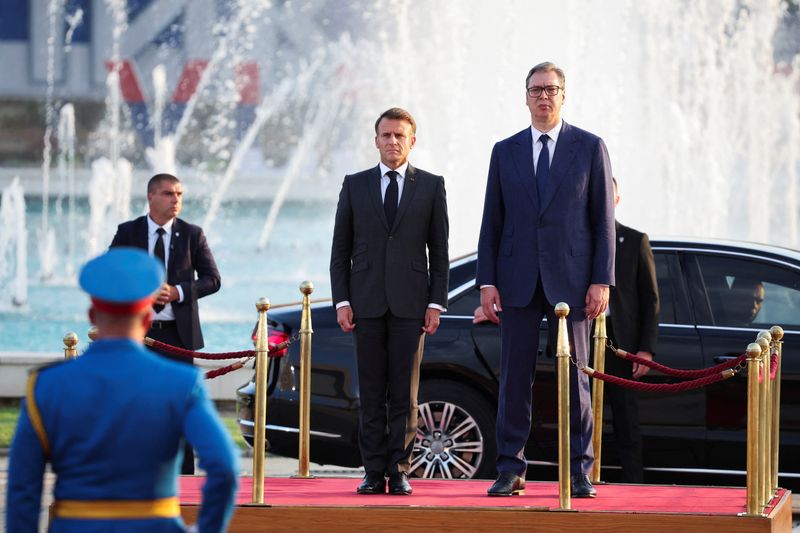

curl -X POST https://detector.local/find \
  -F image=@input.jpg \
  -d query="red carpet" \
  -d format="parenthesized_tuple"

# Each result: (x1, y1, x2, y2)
(178, 476, 786, 515)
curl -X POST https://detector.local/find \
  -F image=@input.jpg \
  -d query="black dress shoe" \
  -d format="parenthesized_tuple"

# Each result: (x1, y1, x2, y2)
(487, 471, 526, 496)
(388, 472, 413, 495)
(571, 474, 597, 498)
(357, 472, 386, 494)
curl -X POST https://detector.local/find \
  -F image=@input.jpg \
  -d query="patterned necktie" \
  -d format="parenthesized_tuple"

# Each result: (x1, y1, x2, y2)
(536, 134, 551, 200)
(384, 170, 399, 228)
(153, 227, 166, 313)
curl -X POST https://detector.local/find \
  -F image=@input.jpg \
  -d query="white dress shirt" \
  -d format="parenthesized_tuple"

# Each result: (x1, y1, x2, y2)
(531, 119, 563, 173)
(147, 215, 184, 320)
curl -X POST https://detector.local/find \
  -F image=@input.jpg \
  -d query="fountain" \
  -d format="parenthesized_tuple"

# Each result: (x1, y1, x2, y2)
(1, 0, 798, 353)
(0, 178, 28, 310)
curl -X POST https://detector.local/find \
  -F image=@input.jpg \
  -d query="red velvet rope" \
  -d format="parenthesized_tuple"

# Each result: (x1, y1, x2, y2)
(586, 368, 733, 392)
(205, 362, 245, 380)
(145, 338, 289, 360)
(616, 349, 746, 378)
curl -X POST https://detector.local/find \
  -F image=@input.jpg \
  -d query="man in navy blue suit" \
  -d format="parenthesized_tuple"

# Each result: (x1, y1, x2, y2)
(477, 62, 615, 497)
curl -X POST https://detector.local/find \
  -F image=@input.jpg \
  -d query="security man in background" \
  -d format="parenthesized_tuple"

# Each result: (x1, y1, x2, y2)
(6, 248, 239, 532)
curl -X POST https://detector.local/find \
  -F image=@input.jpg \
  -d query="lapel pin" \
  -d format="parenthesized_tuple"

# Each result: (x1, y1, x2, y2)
(175, 232, 180, 237)
(619, 236, 625, 243)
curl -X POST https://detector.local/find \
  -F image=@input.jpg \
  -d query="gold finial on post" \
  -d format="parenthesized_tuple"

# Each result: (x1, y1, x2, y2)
(63, 332, 78, 359)
(555, 302, 571, 510)
(88, 326, 98, 342)
(295, 281, 315, 478)
(744, 342, 762, 516)
(590, 313, 607, 484)
(252, 297, 271, 505)
(769, 326, 783, 497)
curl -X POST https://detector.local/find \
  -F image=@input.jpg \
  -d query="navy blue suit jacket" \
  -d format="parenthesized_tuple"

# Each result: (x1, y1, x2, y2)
(476, 122, 615, 313)
(110, 216, 221, 349)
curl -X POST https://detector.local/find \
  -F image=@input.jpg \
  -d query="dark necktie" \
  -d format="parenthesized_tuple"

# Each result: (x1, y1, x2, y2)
(536, 134, 551, 200)
(384, 170, 399, 229)
(153, 227, 166, 313)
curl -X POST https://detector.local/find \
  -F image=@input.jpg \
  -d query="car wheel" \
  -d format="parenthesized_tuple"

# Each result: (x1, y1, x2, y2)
(412, 380, 497, 479)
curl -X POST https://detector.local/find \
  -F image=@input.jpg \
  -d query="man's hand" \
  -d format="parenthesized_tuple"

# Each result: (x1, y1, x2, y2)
(480, 286, 502, 324)
(336, 306, 355, 333)
(422, 308, 441, 335)
(155, 283, 179, 305)
(584, 284, 609, 320)
(632, 351, 653, 379)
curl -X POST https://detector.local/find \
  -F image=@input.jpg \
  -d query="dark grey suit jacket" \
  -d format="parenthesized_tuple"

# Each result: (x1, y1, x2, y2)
(608, 221, 659, 355)
(330, 164, 449, 319)
(110, 216, 221, 349)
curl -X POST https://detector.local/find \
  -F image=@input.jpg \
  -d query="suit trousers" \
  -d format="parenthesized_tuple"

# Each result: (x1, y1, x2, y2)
(604, 320, 644, 483)
(496, 279, 594, 476)
(147, 321, 196, 475)
(354, 312, 425, 475)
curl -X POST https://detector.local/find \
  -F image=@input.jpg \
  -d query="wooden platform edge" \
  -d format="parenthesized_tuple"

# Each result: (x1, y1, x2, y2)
(180, 489, 793, 533)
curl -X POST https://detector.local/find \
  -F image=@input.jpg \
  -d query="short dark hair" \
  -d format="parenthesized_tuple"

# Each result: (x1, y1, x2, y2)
(525, 61, 566, 89)
(374, 107, 416, 135)
(147, 173, 180, 194)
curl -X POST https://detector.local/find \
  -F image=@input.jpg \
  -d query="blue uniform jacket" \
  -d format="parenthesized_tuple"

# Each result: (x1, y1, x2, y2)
(6, 338, 239, 532)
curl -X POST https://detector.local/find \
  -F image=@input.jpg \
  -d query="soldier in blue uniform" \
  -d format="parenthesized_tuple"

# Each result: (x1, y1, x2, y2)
(6, 248, 239, 532)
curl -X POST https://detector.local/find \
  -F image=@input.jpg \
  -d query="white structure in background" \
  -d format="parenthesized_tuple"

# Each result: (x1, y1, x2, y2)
(0, 177, 28, 309)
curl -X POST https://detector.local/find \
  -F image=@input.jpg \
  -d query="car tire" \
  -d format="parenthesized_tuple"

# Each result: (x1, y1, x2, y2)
(412, 379, 497, 480)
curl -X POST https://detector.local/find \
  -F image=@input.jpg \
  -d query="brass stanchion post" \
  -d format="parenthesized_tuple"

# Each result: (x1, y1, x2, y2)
(744, 342, 762, 516)
(294, 281, 314, 478)
(555, 302, 571, 510)
(88, 326, 98, 343)
(590, 314, 607, 484)
(756, 333, 771, 508)
(63, 332, 78, 359)
(769, 325, 784, 497)
(252, 297, 270, 504)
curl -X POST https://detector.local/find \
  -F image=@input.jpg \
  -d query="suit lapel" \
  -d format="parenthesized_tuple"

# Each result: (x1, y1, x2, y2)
(367, 165, 389, 230)
(168, 218, 186, 275)
(509, 128, 539, 209)
(393, 164, 418, 231)
(135, 216, 149, 251)
(540, 121, 580, 214)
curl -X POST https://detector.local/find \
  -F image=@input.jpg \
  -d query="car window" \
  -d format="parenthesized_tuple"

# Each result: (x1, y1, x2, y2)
(653, 250, 693, 325)
(692, 254, 800, 328)
(654, 252, 677, 324)
(448, 257, 477, 292)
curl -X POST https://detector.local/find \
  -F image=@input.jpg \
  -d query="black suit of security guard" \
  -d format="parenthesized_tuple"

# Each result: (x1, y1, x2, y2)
(604, 218, 659, 483)
(330, 108, 449, 495)
(110, 215, 220, 352)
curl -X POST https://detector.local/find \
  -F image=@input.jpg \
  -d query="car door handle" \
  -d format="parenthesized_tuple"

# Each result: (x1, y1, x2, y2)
(713, 355, 739, 364)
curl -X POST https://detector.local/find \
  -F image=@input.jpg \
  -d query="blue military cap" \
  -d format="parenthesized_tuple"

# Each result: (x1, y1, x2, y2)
(79, 247, 165, 314)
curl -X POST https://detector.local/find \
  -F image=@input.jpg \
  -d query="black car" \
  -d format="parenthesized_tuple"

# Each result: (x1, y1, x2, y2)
(236, 238, 800, 486)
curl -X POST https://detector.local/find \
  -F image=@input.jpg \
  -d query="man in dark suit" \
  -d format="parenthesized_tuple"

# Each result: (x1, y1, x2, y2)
(330, 107, 449, 496)
(110, 173, 221, 474)
(477, 62, 615, 498)
(603, 177, 659, 483)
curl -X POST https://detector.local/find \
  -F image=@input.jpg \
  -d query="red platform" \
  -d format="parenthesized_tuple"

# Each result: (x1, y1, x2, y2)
(178, 477, 792, 532)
